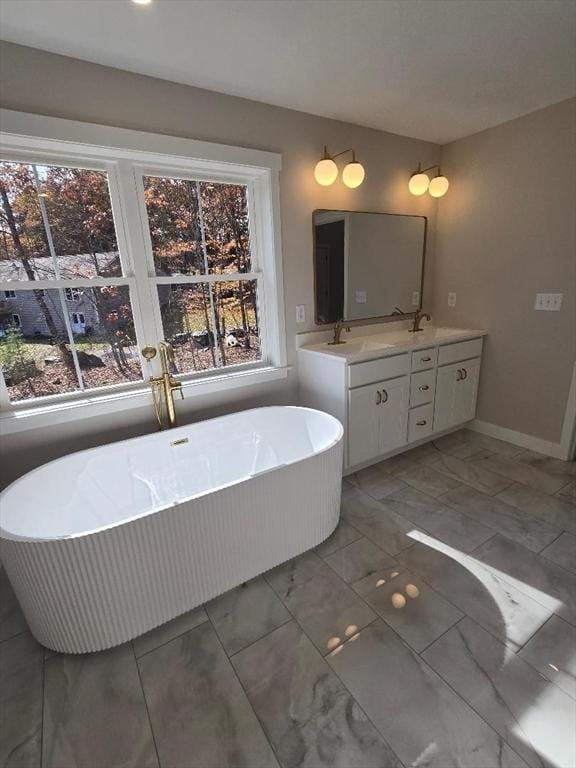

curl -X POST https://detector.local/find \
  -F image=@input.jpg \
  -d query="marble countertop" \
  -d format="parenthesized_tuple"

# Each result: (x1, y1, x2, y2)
(299, 326, 486, 364)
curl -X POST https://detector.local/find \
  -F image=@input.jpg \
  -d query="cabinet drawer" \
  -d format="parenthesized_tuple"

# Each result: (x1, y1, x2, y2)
(410, 369, 436, 407)
(438, 338, 483, 366)
(411, 347, 438, 372)
(408, 403, 434, 442)
(348, 353, 409, 388)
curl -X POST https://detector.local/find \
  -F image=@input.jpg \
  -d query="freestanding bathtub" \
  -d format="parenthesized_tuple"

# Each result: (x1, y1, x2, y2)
(0, 406, 343, 654)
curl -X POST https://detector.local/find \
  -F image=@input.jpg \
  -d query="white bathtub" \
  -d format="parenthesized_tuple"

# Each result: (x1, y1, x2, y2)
(0, 406, 343, 654)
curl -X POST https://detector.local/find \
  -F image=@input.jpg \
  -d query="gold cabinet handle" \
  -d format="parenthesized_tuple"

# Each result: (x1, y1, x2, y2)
(416, 420, 427, 426)
(421, 356, 432, 362)
(456, 368, 463, 381)
(419, 384, 430, 391)
(381, 389, 389, 404)
(462, 367, 468, 380)
(376, 390, 382, 405)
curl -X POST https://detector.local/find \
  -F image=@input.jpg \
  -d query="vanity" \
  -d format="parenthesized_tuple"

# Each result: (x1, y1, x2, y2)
(299, 208, 486, 473)
(298, 326, 485, 472)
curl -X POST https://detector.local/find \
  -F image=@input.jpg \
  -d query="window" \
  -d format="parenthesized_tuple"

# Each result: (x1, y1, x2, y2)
(142, 176, 261, 375)
(65, 287, 81, 302)
(0, 116, 284, 417)
(0, 161, 142, 402)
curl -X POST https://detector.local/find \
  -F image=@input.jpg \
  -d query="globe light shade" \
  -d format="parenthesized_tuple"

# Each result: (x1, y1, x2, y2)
(342, 161, 365, 189)
(314, 158, 338, 186)
(408, 172, 430, 196)
(428, 175, 450, 198)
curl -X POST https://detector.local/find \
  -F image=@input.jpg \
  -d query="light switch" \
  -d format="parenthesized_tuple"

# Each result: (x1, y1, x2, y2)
(535, 293, 563, 311)
(448, 292, 457, 307)
(295, 305, 306, 323)
(412, 291, 420, 306)
(355, 291, 367, 304)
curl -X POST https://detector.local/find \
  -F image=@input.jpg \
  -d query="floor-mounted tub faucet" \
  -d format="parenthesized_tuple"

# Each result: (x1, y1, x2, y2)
(142, 342, 184, 429)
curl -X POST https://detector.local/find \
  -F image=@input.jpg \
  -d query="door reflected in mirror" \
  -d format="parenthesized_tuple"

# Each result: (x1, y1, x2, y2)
(313, 210, 426, 324)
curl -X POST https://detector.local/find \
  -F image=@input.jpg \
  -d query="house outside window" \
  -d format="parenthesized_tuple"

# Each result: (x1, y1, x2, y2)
(0, 113, 285, 425)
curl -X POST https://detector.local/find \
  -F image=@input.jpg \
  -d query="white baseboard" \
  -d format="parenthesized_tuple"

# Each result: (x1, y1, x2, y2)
(468, 420, 564, 459)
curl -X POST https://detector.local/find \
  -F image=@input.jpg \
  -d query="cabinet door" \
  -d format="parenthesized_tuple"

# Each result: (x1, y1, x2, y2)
(433, 358, 481, 432)
(377, 377, 409, 455)
(348, 383, 386, 466)
(455, 358, 481, 424)
(348, 376, 408, 467)
(433, 363, 460, 433)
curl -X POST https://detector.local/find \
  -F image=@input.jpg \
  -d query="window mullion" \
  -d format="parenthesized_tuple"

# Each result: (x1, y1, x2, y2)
(32, 165, 85, 392)
(110, 161, 163, 375)
(195, 180, 222, 368)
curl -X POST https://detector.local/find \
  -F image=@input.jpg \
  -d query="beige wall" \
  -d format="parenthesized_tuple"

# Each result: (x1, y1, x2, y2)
(0, 42, 440, 484)
(432, 98, 576, 444)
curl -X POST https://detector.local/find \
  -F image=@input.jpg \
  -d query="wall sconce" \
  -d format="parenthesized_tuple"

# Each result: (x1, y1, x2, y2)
(408, 163, 449, 198)
(314, 146, 365, 188)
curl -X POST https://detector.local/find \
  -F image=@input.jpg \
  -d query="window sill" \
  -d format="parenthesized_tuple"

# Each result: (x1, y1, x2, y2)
(0, 365, 289, 436)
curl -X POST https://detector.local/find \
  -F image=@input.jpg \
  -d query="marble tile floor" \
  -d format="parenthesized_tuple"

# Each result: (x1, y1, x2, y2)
(1, 428, 575, 768)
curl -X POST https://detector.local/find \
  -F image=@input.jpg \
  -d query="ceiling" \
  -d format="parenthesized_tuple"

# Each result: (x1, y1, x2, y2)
(1, 0, 575, 144)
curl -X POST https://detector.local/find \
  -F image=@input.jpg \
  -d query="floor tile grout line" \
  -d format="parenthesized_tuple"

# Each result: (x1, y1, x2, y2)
(0, 627, 29, 646)
(416, 613, 465, 657)
(133, 615, 210, 660)
(132, 640, 163, 768)
(326, 612, 532, 768)
(390, 536, 558, 655)
(539, 548, 576, 577)
(514, 613, 576, 699)
(409, 621, 543, 768)
(263, 551, 382, 659)
(317, 618, 407, 766)
(225, 614, 294, 661)
(535, 529, 564, 555)
(203, 610, 283, 768)
(438, 534, 574, 645)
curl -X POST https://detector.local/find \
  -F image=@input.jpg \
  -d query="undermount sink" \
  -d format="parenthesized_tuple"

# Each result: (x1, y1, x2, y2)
(320, 339, 395, 356)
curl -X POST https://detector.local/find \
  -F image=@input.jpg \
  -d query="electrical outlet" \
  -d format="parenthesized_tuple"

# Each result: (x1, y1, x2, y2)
(355, 290, 367, 304)
(535, 293, 563, 311)
(295, 305, 306, 323)
(448, 292, 457, 307)
(412, 291, 420, 306)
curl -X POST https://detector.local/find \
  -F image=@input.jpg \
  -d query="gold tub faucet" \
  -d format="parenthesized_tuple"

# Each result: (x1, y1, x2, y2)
(141, 342, 184, 429)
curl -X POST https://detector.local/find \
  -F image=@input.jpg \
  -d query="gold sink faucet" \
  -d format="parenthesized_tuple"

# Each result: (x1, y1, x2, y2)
(141, 342, 184, 429)
(410, 309, 431, 333)
(328, 318, 351, 345)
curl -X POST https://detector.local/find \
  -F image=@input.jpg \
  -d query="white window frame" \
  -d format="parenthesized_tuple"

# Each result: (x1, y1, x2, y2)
(11, 313, 21, 327)
(64, 287, 81, 302)
(0, 110, 286, 433)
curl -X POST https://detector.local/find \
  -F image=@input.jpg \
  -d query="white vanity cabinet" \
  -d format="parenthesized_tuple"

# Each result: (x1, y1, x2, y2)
(297, 327, 485, 472)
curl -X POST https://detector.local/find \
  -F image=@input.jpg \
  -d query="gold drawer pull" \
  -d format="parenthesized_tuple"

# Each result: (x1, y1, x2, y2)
(416, 420, 427, 426)
(421, 356, 432, 362)
(419, 384, 430, 391)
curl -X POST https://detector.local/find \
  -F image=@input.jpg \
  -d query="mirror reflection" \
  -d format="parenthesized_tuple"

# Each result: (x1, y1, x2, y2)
(313, 210, 426, 324)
